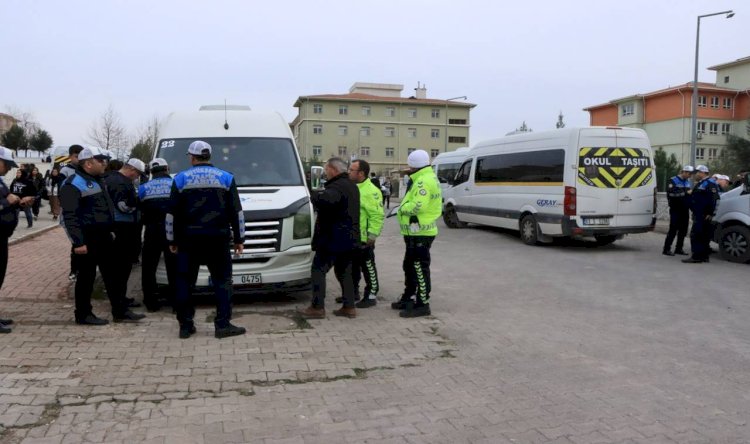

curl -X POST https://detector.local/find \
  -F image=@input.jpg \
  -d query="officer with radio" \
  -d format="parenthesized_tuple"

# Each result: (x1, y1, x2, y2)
(393, 150, 442, 318)
(663, 165, 694, 256)
(166, 141, 246, 339)
(682, 165, 720, 264)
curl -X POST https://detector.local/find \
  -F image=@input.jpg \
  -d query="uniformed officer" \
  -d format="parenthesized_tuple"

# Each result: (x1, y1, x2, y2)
(104, 158, 146, 308)
(139, 158, 176, 312)
(348, 159, 383, 308)
(166, 141, 246, 339)
(0, 146, 29, 333)
(60, 147, 146, 324)
(662, 165, 694, 256)
(393, 150, 442, 318)
(682, 164, 720, 264)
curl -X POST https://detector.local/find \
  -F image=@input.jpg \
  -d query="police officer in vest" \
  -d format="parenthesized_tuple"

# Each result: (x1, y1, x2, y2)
(104, 158, 146, 308)
(0, 146, 29, 333)
(139, 158, 175, 312)
(682, 165, 720, 263)
(393, 150, 442, 318)
(60, 147, 146, 325)
(166, 141, 246, 339)
(662, 165, 694, 256)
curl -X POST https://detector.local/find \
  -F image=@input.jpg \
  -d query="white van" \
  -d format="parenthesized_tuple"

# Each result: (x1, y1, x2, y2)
(153, 105, 314, 292)
(712, 178, 750, 263)
(442, 127, 656, 245)
(432, 147, 469, 192)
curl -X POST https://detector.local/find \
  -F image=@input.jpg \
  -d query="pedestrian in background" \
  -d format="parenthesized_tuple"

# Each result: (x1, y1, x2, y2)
(9, 169, 36, 229)
(662, 165, 693, 256)
(45, 167, 63, 220)
(393, 149, 442, 318)
(301, 157, 360, 319)
(0, 147, 27, 333)
(60, 144, 84, 281)
(381, 180, 391, 209)
(139, 158, 176, 312)
(682, 165, 720, 264)
(60, 147, 146, 325)
(166, 141, 246, 339)
(29, 167, 44, 220)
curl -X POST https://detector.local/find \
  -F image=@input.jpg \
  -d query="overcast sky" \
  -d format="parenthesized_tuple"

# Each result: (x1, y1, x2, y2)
(2, 0, 746, 150)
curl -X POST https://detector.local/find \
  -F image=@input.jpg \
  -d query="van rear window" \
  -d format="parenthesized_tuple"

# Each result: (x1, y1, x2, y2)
(577, 147, 652, 188)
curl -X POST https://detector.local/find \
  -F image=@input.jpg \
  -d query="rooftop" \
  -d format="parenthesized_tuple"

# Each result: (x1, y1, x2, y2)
(294, 93, 476, 108)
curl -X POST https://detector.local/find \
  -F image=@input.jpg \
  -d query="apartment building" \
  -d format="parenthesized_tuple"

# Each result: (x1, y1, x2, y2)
(584, 56, 750, 165)
(292, 82, 476, 175)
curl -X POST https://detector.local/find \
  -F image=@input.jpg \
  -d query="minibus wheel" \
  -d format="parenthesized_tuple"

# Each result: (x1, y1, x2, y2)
(520, 215, 539, 245)
(443, 205, 466, 228)
(719, 225, 750, 263)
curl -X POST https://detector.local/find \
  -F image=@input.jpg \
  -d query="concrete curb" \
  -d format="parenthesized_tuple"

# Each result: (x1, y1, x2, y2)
(9, 224, 61, 246)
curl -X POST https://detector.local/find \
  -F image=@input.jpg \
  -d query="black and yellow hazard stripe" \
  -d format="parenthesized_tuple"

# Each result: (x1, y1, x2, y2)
(577, 147, 653, 189)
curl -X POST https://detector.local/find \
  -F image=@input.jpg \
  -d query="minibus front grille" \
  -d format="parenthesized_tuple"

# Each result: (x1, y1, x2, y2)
(241, 220, 281, 253)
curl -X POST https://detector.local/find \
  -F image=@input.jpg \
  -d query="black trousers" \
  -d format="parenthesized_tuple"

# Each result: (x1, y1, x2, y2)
(74, 233, 127, 320)
(311, 250, 355, 308)
(352, 244, 379, 298)
(175, 238, 233, 328)
(112, 223, 141, 301)
(141, 226, 176, 308)
(383, 194, 390, 209)
(689, 213, 712, 260)
(663, 207, 689, 252)
(0, 235, 7, 291)
(402, 236, 434, 306)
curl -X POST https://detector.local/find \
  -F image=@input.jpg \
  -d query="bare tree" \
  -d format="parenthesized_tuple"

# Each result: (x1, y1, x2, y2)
(130, 115, 161, 161)
(87, 105, 128, 159)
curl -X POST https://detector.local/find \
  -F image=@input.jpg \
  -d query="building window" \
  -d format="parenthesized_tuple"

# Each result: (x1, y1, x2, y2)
(697, 122, 706, 134)
(698, 96, 706, 107)
(385, 106, 395, 117)
(449, 118, 467, 125)
(431, 149, 439, 158)
(385, 147, 394, 158)
(360, 126, 371, 137)
(709, 122, 718, 135)
(360, 146, 370, 157)
(338, 146, 347, 157)
(312, 145, 322, 157)
(710, 96, 719, 109)
(339, 105, 348, 115)
(407, 128, 417, 138)
(449, 136, 467, 143)
(431, 109, 440, 118)
(708, 148, 718, 160)
(723, 98, 733, 109)
(431, 129, 440, 139)
(407, 108, 417, 118)
(384, 127, 395, 137)
(724, 76, 730, 84)
(338, 125, 348, 136)
(696, 147, 705, 160)
(721, 123, 731, 135)
(621, 103, 634, 116)
(407, 148, 416, 155)
(313, 104, 323, 114)
(361, 106, 371, 116)
(313, 124, 323, 135)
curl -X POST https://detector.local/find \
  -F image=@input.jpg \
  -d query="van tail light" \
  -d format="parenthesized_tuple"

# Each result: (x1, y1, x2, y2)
(564, 186, 577, 216)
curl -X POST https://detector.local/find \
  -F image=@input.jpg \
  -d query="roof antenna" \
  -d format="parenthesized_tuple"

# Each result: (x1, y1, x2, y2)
(223, 99, 229, 130)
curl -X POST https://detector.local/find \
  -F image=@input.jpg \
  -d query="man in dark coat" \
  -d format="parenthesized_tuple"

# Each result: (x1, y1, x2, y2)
(301, 157, 360, 319)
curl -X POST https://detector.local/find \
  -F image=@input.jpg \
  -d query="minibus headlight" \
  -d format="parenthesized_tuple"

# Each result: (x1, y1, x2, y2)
(293, 204, 312, 239)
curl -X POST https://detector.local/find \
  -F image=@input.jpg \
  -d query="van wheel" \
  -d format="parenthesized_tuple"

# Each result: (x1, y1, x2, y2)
(443, 205, 466, 228)
(520, 215, 539, 245)
(593, 235, 617, 246)
(719, 226, 750, 263)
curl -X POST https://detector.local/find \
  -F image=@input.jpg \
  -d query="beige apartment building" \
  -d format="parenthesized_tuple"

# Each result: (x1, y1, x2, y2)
(292, 82, 476, 175)
(0, 113, 18, 138)
(584, 56, 750, 166)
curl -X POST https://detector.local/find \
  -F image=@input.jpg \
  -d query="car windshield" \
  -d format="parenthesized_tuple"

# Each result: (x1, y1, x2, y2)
(156, 137, 303, 187)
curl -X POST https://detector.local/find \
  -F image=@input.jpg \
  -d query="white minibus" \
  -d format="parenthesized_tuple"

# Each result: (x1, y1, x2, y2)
(432, 147, 469, 192)
(153, 105, 314, 292)
(442, 127, 656, 245)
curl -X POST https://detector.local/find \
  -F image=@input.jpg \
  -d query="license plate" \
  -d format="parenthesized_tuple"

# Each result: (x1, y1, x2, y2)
(209, 273, 262, 286)
(582, 217, 610, 226)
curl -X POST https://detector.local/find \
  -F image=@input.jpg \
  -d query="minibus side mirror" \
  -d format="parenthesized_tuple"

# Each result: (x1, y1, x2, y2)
(310, 166, 325, 191)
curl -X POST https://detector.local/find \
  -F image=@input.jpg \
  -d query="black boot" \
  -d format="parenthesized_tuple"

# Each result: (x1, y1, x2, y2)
(215, 323, 246, 339)
(400, 304, 431, 318)
(391, 295, 413, 310)
(179, 323, 196, 339)
(662, 249, 674, 256)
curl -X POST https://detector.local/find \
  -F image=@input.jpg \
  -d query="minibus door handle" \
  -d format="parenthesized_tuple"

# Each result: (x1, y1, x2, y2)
(464, 187, 470, 191)
(620, 196, 632, 202)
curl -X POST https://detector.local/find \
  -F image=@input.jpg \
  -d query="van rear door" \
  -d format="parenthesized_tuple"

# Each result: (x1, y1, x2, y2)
(575, 128, 620, 227)
(612, 130, 654, 227)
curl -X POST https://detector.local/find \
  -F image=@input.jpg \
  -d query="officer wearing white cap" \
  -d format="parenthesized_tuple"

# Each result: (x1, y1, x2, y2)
(392, 149, 442, 318)
(138, 158, 176, 311)
(166, 140, 246, 339)
(663, 165, 694, 256)
(104, 157, 147, 309)
(683, 165, 720, 263)
(0, 146, 25, 333)
(60, 147, 146, 324)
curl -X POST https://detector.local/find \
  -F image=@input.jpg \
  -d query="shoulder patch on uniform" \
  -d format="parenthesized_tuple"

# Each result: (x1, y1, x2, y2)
(419, 189, 427, 196)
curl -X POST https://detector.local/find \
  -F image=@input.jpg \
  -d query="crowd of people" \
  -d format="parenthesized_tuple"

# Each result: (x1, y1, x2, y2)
(0, 142, 443, 336)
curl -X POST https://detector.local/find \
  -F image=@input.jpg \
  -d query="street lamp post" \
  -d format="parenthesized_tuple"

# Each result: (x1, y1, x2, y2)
(690, 10, 734, 167)
(444, 96, 467, 153)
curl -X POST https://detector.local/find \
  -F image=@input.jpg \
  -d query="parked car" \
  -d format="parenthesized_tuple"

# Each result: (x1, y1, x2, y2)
(712, 176, 750, 263)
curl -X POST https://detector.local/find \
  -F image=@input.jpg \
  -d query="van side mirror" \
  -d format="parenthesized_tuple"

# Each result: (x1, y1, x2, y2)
(310, 166, 325, 191)
(438, 176, 447, 184)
